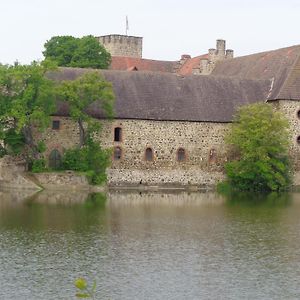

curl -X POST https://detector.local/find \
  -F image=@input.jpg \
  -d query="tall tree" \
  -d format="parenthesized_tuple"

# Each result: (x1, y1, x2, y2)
(224, 103, 291, 191)
(0, 62, 56, 159)
(43, 35, 111, 69)
(43, 36, 78, 66)
(57, 71, 114, 147)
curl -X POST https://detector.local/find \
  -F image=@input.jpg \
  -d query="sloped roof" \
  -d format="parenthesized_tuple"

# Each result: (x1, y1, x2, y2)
(48, 68, 271, 122)
(177, 54, 209, 76)
(212, 45, 300, 100)
(276, 54, 300, 100)
(110, 56, 177, 73)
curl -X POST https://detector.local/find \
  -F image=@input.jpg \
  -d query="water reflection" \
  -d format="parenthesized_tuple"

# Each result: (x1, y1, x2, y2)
(0, 190, 107, 232)
(222, 190, 292, 207)
(0, 189, 300, 299)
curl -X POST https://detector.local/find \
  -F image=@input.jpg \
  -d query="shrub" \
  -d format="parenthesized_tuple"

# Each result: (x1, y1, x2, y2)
(31, 158, 47, 173)
(62, 140, 110, 185)
(224, 103, 291, 191)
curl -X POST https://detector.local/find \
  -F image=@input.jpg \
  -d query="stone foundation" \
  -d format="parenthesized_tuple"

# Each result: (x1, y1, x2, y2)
(107, 168, 225, 188)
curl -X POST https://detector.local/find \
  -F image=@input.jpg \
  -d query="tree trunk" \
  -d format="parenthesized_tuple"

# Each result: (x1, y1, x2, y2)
(22, 125, 39, 159)
(78, 119, 85, 148)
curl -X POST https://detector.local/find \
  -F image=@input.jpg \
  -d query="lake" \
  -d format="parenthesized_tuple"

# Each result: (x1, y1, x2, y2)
(0, 189, 300, 299)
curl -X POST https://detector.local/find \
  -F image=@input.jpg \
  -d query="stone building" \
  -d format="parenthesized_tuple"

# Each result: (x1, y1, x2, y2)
(39, 36, 300, 187)
(97, 34, 234, 75)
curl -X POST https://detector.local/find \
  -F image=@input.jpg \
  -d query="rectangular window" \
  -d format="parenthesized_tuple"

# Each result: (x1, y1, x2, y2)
(52, 120, 60, 130)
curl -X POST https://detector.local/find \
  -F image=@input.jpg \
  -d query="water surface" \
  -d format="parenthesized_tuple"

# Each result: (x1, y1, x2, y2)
(0, 189, 300, 299)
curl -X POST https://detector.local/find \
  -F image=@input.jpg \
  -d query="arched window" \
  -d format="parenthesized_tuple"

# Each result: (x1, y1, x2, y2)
(114, 127, 122, 142)
(297, 110, 300, 119)
(145, 147, 153, 161)
(49, 149, 62, 169)
(297, 136, 300, 144)
(114, 146, 122, 160)
(177, 148, 186, 162)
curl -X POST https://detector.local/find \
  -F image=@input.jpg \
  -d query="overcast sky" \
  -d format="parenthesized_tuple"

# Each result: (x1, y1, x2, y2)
(1, 0, 300, 64)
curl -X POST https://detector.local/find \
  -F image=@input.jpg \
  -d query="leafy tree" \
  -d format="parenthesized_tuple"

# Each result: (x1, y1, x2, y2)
(70, 35, 111, 69)
(224, 103, 291, 191)
(43, 35, 111, 69)
(0, 62, 56, 160)
(57, 71, 114, 147)
(43, 36, 78, 66)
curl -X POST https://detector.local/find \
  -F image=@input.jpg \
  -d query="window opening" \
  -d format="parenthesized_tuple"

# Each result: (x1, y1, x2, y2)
(114, 127, 122, 142)
(177, 148, 186, 162)
(209, 148, 217, 163)
(52, 120, 60, 130)
(145, 147, 153, 161)
(114, 147, 122, 160)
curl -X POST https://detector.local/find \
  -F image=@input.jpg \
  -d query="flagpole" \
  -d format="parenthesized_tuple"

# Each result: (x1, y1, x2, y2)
(126, 16, 129, 36)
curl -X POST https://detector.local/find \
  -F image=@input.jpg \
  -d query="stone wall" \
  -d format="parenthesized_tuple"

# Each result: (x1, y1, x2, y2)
(97, 35, 143, 58)
(0, 156, 40, 190)
(272, 100, 300, 170)
(33, 100, 300, 187)
(33, 171, 90, 190)
(36, 118, 230, 186)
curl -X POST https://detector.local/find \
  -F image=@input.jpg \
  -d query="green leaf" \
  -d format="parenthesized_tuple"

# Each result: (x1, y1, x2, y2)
(75, 292, 91, 298)
(75, 278, 87, 290)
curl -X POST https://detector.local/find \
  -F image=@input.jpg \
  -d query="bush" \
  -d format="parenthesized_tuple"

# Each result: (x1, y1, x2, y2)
(31, 158, 47, 173)
(224, 103, 291, 191)
(62, 140, 110, 185)
(4, 129, 25, 155)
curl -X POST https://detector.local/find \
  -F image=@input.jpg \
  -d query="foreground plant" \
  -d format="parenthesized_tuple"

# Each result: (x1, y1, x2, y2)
(75, 278, 96, 299)
(224, 103, 291, 191)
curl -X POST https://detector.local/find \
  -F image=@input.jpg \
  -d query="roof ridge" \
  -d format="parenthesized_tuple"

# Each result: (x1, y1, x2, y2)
(232, 44, 300, 60)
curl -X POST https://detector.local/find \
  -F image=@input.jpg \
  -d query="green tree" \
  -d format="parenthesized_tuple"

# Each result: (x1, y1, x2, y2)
(57, 71, 114, 147)
(43, 35, 111, 69)
(43, 36, 78, 66)
(224, 103, 291, 191)
(0, 62, 56, 160)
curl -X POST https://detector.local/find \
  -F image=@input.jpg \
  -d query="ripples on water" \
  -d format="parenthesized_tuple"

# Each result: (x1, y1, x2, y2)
(0, 189, 300, 299)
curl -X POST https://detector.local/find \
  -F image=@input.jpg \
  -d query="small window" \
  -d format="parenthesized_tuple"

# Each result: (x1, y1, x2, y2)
(297, 136, 300, 144)
(297, 110, 300, 119)
(52, 120, 60, 130)
(209, 148, 217, 163)
(49, 149, 62, 169)
(114, 127, 122, 142)
(145, 147, 153, 161)
(177, 148, 186, 162)
(114, 147, 122, 160)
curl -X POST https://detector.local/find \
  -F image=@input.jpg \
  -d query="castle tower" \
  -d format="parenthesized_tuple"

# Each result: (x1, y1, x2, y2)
(198, 39, 234, 75)
(97, 34, 143, 58)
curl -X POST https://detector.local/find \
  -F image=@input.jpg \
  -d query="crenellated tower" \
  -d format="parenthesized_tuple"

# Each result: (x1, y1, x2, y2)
(97, 34, 143, 58)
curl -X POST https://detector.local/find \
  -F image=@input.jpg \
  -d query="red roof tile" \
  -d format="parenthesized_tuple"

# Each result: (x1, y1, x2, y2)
(110, 56, 177, 73)
(177, 54, 209, 76)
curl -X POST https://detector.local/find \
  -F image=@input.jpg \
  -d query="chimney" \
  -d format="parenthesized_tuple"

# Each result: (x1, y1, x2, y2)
(208, 48, 216, 56)
(226, 49, 234, 59)
(181, 54, 191, 60)
(216, 39, 226, 56)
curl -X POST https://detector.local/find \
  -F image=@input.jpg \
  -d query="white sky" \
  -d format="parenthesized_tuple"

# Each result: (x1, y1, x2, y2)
(1, 0, 300, 64)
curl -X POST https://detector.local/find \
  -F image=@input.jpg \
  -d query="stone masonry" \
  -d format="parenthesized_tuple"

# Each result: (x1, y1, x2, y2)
(97, 34, 143, 58)
(36, 117, 230, 186)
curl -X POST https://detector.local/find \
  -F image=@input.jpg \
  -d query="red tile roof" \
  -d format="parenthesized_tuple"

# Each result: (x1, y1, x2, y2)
(110, 56, 177, 73)
(177, 54, 209, 75)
